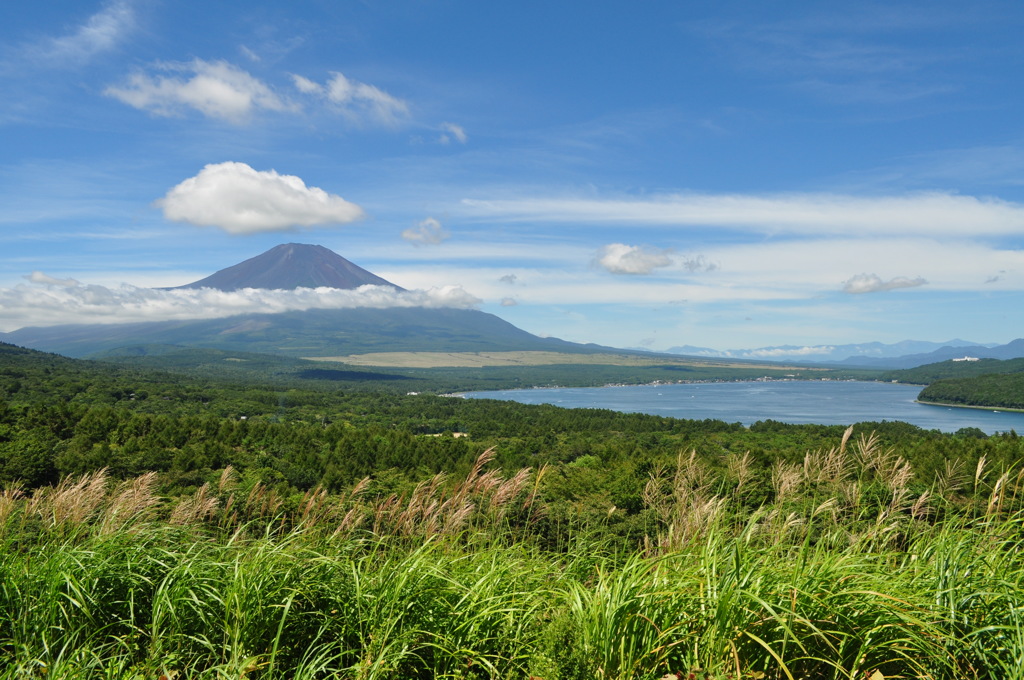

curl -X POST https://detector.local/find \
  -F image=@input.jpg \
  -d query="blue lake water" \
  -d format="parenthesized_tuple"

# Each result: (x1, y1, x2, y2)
(461, 381, 1024, 434)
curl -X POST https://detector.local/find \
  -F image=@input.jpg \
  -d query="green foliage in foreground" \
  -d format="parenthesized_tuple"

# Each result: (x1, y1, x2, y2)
(2, 445, 1024, 680)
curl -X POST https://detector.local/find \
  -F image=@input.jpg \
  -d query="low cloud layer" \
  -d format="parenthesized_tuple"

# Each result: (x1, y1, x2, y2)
(157, 162, 365, 234)
(401, 217, 450, 245)
(842, 273, 928, 294)
(596, 243, 672, 275)
(0, 276, 480, 331)
(105, 59, 290, 123)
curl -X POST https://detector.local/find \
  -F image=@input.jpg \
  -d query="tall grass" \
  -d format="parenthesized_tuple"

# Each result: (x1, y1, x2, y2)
(0, 435, 1023, 678)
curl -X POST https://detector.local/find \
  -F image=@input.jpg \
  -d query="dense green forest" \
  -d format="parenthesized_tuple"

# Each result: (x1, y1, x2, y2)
(919, 372, 1024, 410)
(3, 341, 1024, 678)
(882, 356, 1024, 385)
(878, 357, 1024, 410)
(86, 344, 879, 392)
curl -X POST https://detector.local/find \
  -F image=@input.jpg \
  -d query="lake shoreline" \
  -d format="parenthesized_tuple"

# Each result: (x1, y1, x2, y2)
(462, 381, 1024, 435)
(916, 399, 1024, 414)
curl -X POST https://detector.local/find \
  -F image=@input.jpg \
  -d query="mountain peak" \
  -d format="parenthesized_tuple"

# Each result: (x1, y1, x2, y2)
(174, 243, 404, 292)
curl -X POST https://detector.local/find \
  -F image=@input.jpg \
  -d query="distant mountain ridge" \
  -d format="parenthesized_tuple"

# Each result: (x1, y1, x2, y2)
(173, 243, 403, 291)
(665, 339, 993, 365)
(837, 339, 1024, 369)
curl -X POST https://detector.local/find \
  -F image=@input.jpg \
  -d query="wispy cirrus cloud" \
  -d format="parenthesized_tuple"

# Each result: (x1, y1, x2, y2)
(461, 192, 1024, 237)
(157, 162, 365, 235)
(291, 71, 409, 126)
(8, 0, 137, 69)
(438, 122, 468, 144)
(687, 6, 964, 105)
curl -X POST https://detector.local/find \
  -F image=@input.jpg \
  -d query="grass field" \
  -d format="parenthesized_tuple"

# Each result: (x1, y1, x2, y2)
(3, 435, 1023, 678)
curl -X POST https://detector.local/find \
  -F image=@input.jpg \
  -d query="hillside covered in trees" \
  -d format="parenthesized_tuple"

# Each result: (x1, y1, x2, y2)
(919, 371, 1024, 410)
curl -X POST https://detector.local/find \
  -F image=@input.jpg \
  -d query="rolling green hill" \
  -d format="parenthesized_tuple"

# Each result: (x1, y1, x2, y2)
(918, 372, 1024, 410)
(882, 357, 1024, 385)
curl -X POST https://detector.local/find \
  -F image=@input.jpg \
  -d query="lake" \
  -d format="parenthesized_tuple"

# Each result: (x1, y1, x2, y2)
(460, 380, 1024, 434)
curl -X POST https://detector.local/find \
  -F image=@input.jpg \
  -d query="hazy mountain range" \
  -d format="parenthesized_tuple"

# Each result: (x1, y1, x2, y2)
(664, 340, 1009, 368)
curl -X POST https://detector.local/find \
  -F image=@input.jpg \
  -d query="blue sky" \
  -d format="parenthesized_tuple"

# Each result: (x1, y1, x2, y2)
(2, 1, 1024, 353)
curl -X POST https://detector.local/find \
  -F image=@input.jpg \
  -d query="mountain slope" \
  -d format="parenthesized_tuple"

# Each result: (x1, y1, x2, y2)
(0, 302, 609, 359)
(172, 243, 403, 291)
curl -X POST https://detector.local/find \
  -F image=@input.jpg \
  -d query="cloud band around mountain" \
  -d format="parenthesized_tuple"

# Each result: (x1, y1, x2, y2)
(0, 277, 480, 331)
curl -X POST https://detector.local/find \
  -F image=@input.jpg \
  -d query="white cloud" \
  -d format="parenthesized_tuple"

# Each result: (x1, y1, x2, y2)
(294, 71, 409, 126)
(291, 74, 323, 95)
(500, 297, 518, 307)
(156, 162, 365, 234)
(401, 217, 450, 246)
(24, 271, 80, 287)
(105, 59, 291, 123)
(26, 0, 136, 65)
(679, 254, 718, 273)
(0, 279, 480, 331)
(842, 273, 928, 294)
(741, 346, 837, 358)
(438, 122, 468, 144)
(596, 243, 672, 275)
(461, 191, 1024, 237)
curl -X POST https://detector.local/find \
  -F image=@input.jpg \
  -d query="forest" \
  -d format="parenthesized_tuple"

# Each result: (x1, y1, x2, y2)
(2, 341, 1024, 679)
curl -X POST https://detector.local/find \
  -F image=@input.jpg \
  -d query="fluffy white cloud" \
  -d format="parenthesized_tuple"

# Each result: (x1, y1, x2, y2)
(596, 243, 672, 275)
(462, 192, 1024, 237)
(105, 59, 291, 123)
(842, 273, 928, 294)
(0, 278, 480, 331)
(500, 297, 518, 307)
(294, 71, 409, 126)
(401, 217, 450, 245)
(157, 162, 365, 234)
